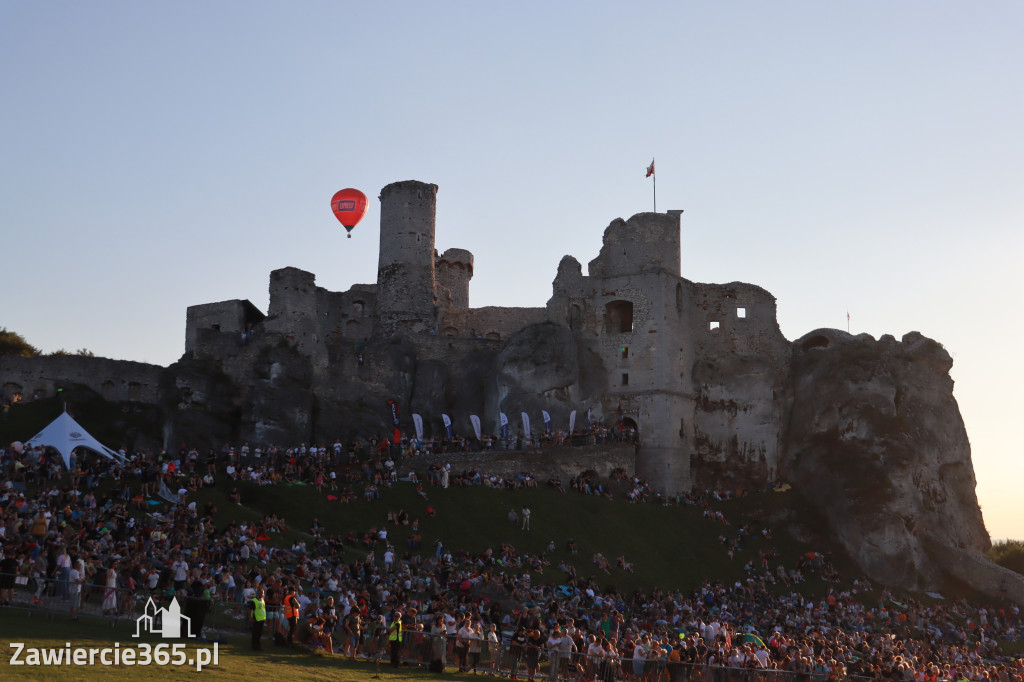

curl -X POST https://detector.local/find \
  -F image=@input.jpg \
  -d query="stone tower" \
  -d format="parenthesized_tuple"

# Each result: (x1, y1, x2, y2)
(375, 180, 439, 335)
(436, 248, 474, 309)
(265, 266, 328, 370)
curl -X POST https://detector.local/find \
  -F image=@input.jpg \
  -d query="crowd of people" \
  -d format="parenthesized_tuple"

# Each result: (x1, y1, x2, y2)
(0, 435, 1021, 681)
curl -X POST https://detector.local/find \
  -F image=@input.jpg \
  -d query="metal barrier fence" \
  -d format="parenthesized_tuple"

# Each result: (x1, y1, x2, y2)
(1, 572, 254, 635)
(316, 630, 862, 682)
(2, 575, 865, 681)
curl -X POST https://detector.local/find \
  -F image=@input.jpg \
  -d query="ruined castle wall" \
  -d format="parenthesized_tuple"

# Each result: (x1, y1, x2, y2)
(315, 286, 376, 345)
(440, 307, 547, 341)
(265, 267, 328, 369)
(186, 300, 265, 358)
(0, 355, 162, 404)
(375, 181, 439, 335)
(690, 283, 787, 358)
(688, 282, 791, 484)
(587, 213, 681, 279)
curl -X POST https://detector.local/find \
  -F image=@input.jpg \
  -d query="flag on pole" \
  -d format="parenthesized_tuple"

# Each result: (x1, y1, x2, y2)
(387, 400, 401, 443)
(646, 158, 655, 177)
(442, 413, 453, 439)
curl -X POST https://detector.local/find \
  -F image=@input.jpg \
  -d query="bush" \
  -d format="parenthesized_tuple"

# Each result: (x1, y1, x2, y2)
(988, 539, 1024, 576)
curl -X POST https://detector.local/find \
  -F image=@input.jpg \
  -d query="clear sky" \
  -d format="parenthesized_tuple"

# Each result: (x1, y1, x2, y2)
(2, 2, 1021, 539)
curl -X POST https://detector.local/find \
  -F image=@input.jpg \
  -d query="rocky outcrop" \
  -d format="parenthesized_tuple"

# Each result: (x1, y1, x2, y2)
(782, 329, 990, 589)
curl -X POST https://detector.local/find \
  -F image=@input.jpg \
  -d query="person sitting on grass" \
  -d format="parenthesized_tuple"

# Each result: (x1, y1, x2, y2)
(307, 613, 333, 653)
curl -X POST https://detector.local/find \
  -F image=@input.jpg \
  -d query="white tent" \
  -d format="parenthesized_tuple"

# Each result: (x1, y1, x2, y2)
(25, 410, 124, 469)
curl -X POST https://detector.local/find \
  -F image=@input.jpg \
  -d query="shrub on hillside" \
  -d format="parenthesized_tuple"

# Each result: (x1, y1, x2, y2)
(988, 539, 1024, 576)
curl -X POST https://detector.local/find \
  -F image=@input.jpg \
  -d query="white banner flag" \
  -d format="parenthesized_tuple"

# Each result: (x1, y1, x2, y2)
(412, 413, 424, 441)
(569, 409, 577, 433)
(470, 414, 482, 440)
(521, 412, 531, 437)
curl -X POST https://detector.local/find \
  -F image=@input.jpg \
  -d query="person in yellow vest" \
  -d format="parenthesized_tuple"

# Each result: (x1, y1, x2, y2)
(283, 583, 301, 646)
(388, 608, 403, 668)
(249, 586, 266, 651)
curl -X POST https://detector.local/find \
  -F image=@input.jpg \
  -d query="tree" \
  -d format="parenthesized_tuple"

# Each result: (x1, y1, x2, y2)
(49, 348, 94, 357)
(0, 328, 39, 357)
(988, 539, 1024, 576)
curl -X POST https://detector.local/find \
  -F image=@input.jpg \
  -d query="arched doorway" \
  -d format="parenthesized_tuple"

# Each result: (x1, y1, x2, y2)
(619, 417, 639, 443)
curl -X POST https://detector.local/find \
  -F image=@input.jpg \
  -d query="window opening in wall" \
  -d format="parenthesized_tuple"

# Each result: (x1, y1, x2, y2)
(568, 304, 582, 331)
(622, 373, 629, 386)
(709, 321, 720, 331)
(211, 324, 221, 332)
(737, 307, 746, 319)
(605, 300, 634, 333)
(353, 301, 365, 318)
(621, 346, 629, 359)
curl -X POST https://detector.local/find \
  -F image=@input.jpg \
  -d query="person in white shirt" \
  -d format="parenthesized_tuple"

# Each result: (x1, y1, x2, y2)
(172, 556, 189, 591)
(68, 560, 84, 619)
(632, 636, 648, 679)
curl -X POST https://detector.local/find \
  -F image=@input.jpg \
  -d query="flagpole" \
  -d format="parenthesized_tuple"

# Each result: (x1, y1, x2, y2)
(653, 174, 657, 212)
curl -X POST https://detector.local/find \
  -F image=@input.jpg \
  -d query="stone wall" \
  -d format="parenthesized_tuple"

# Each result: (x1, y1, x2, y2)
(265, 267, 327, 369)
(440, 306, 548, 341)
(0, 355, 163, 404)
(688, 281, 791, 485)
(587, 213, 681, 279)
(404, 442, 636, 483)
(185, 299, 265, 357)
(316, 285, 376, 347)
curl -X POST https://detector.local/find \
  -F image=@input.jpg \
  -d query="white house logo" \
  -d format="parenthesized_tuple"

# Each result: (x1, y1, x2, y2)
(9, 595, 219, 670)
(134, 597, 195, 638)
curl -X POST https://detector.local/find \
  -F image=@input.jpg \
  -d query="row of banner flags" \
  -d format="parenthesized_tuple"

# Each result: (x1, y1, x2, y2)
(393, 404, 594, 443)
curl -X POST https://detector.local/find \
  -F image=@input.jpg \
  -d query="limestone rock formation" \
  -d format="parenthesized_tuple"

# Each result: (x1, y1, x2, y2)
(783, 329, 989, 588)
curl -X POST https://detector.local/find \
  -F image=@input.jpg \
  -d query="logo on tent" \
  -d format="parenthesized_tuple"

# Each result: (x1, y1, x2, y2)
(70, 432, 82, 438)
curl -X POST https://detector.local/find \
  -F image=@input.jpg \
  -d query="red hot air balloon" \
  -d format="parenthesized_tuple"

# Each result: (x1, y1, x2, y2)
(331, 188, 368, 238)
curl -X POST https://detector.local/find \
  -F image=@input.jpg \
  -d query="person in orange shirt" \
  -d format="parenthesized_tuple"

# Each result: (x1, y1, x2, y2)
(283, 583, 301, 646)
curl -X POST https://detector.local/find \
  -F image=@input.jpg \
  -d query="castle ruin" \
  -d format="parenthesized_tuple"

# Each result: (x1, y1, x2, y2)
(1, 179, 996, 592)
(182, 180, 791, 493)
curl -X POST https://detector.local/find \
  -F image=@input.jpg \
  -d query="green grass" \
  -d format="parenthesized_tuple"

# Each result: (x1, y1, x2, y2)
(192, 475, 857, 598)
(0, 609, 459, 680)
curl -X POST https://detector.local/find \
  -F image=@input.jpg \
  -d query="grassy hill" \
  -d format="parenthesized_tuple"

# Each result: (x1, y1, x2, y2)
(1, 393, 996, 603)
(194, 474, 853, 599)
